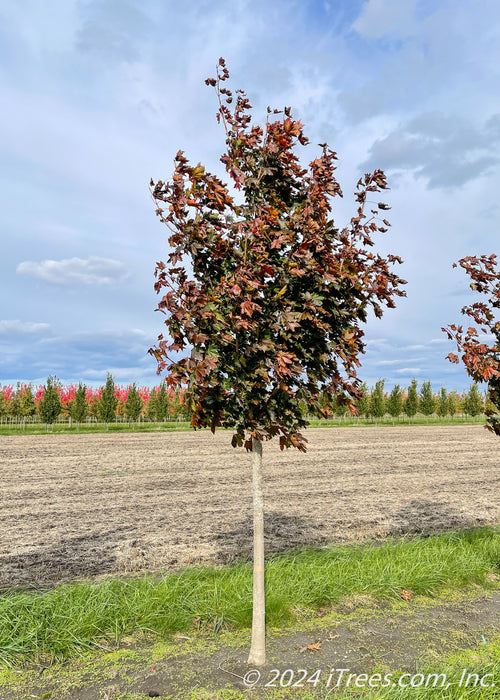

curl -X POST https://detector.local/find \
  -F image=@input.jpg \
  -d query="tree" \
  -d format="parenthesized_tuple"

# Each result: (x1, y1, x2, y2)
(448, 390, 458, 419)
(387, 384, 403, 421)
(170, 388, 189, 421)
(98, 373, 118, 428)
(18, 383, 37, 422)
(9, 384, 22, 420)
(356, 381, 370, 420)
(419, 380, 435, 419)
(463, 383, 483, 419)
(156, 382, 169, 422)
(369, 379, 386, 421)
(0, 387, 10, 421)
(149, 59, 406, 664)
(69, 383, 87, 429)
(485, 390, 496, 417)
(404, 379, 419, 422)
(437, 387, 448, 419)
(443, 254, 500, 435)
(146, 387, 158, 421)
(125, 383, 143, 422)
(38, 376, 62, 426)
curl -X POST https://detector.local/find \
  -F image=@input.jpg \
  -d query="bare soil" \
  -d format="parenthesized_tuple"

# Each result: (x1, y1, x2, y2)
(1, 588, 500, 699)
(0, 425, 498, 590)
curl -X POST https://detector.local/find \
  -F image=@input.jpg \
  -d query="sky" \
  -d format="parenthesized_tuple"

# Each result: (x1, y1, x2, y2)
(1, 0, 499, 393)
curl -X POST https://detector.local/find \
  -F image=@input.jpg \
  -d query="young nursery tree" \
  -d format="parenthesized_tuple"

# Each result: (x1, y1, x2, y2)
(356, 381, 371, 420)
(443, 254, 500, 435)
(38, 376, 62, 427)
(9, 384, 22, 420)
(448, 390, 458, 419)
(419, 380, 436, 420)
(149, 58, 406, 664)
(18, 383, 37, 424)
(155, 381, 170, 422)
(405, 379, 419, 422)
(437, 387, 448, 419)
(387, 384, 403, 422)
(98, 373, 118, 429)
(463, 382, 484, 419)
(146, 387, 158, 421)
(369, 379, 386, 421)
(0, 388, 8, 421)
(125, 383, 143, 423)
(68, 383, 87, 430)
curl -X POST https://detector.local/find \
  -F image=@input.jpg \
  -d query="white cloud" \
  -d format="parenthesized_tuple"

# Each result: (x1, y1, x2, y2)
(81, 366, 151, 381)
(360, 112, 500, 189)
(0, 320, 50, 334)
(376, 356, 425, 365)
(76, 0, 154, 63)
(352, 0, 419, 39)
(394, 367, 423, 374)
(365, 338, 389, 347)
(16, 257, 129, 286)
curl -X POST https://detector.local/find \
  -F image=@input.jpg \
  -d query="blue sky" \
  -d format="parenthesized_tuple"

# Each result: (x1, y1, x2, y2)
(1, 0, 499, 392)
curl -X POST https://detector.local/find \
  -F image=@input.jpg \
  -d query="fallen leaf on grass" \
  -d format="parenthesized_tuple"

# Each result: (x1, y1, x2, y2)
(400, 590, 412, 601)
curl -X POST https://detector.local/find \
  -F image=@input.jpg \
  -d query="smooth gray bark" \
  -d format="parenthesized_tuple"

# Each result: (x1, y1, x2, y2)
(247, 437, 266, 665)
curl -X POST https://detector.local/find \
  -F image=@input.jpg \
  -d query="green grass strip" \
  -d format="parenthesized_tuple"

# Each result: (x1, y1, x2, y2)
(0, 527, 498, 666)
(0, 414, 487, 435)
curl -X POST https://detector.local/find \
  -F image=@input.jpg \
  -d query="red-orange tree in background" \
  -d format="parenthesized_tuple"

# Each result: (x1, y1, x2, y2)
(443, 254, 500, 435)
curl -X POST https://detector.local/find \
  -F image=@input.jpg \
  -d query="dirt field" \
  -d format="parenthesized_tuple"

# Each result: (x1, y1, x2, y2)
(1, 425, 498, 590)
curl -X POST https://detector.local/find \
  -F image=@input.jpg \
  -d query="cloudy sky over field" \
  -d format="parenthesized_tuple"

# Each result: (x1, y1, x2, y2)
(1, 0, 499, 392)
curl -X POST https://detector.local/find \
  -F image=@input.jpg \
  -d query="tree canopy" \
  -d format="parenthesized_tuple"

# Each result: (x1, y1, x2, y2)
(150, 58, 406, 451)
(443, 254, 500, 435)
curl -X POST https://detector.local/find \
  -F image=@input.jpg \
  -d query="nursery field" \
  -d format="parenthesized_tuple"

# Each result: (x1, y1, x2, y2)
(0, 425, 498, 590)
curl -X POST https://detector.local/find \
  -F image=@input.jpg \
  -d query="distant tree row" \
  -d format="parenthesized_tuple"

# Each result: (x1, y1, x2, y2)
(0, 373, 190, 427)
(320, 378, 488, 421)
(0, 374, 489, 426)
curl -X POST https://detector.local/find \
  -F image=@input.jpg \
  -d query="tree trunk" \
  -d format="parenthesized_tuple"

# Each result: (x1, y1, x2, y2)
(248, 437, 266, 666)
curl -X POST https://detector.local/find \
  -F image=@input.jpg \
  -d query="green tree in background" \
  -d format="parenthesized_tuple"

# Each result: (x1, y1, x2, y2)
(448, 390, 458, 419)
(146, 387, 158, 421)
(387, 384, 403, 421)
(38, 376, 62, 427)
(369, 379, 386, 421)
(69, 383, 87, 429)
(156, 382, 169, 422)
(356, 382, 370, 420)
(125, 383, 143, 422)
(437, 387, 448, 419)
(419, 380, 435, 419)
(0, 388, 9, 420)
(9, 384, 22, 420)
(98, 374, 118, 428)
(463, 383, 483, 419)
(19, 383, 37, 422)
(405, 379, 419, 422)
